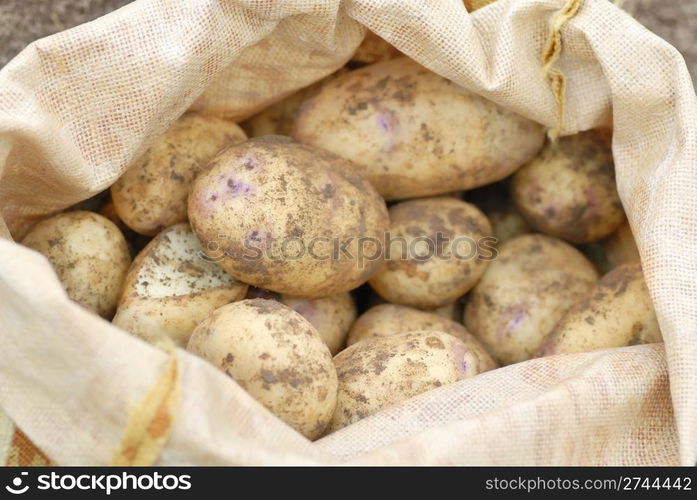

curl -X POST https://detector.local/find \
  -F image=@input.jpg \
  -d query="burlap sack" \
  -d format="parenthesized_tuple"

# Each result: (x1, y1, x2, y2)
(0, 0, 695, 466)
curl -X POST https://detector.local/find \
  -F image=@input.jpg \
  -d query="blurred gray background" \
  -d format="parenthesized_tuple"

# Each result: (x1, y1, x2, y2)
(0, 0, 695, 84)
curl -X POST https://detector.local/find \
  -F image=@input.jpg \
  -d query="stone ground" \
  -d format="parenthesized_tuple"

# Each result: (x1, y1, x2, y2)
(0, 0, 131, 67)
(0, 0, 695, 84)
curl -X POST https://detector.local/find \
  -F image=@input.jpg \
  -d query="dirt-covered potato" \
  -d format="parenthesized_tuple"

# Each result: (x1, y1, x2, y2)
(604, 222, 640, 269)
(188, 136, 389, 298)
(21, 211, 131, 318)
(241, 71, 344, 137)
(511, 130, 625, 244)
(112, 113, 247, 236)
(187, 299, 337, 440)
(350, 31, 401, 65)
(293, 57, 545, 200)
(329, 330, 493, 431)
(464, 234, 599, 365)
(368, 197, 493, 308)
(537, 262, 660, 356)
(281, 293, 357, 355)
(347, 303, 497, 366)
(113, 223, 248, 347)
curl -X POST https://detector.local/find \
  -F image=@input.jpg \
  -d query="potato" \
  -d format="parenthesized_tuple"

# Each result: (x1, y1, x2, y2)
(329, 330, 492, 431)
(281, 293, 357, 356)
(511, 130, 625, 244)
(464, 234, 598, 365)
(245, 288, 356, 354)
(293, 57, 545, 200)
(187, 299, 337, 439)
(113, 223, 248, 347)
(537, 262, 660, 356)
(241, 71, 344, 137)
(111, 113, 247, 235)
(21, 211, 131, 318)
(350, 31, 401, 65)
(368, 197, 493, 308)
(604, 222, 640, 269)
(347, 303, 497, 366)
(188, 136, 390, 297)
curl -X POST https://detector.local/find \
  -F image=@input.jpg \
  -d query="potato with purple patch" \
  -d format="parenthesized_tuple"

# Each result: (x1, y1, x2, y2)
(112, 113, 247, 236)
(537, 261, 660, 356)
(369, 197, 493, 309)
(187, 299, 337, 440)
(188, 136, 389, 298)
(113, 223, 248, 347)
(511, 130, 625, 244)
(293, 57, 545, 200)
(21, 211, 131, 318)
(281, 293, 357, 355)
(329, 330, 493, 432)
(464, 234, 598, 365)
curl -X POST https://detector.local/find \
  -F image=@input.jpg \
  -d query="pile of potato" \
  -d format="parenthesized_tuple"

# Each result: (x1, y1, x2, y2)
(19, 37, 661, 440)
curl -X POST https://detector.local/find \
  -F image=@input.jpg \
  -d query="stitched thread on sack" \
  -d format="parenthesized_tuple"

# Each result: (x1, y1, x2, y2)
(110, 339, 181, 466)
(541, 0, 582, 140)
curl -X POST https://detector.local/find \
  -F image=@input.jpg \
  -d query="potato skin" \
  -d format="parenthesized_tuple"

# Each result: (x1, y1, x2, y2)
(188, 136, 390, 298)
(187, 299, 337, 440)
(511, 130, 625, 244)
(368, 197, 493, 308)
(112, 113, 247, 235)
(281, 293, 357, 355)
(21, 211, 131, 318)
(536, 261, 660, 356)
(464, 234, 598, 365)
(347, 304, 497, 369)
(113, 223, 248, 347)
(329, 330, 492, 432)
(293, 57, 545, 200)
